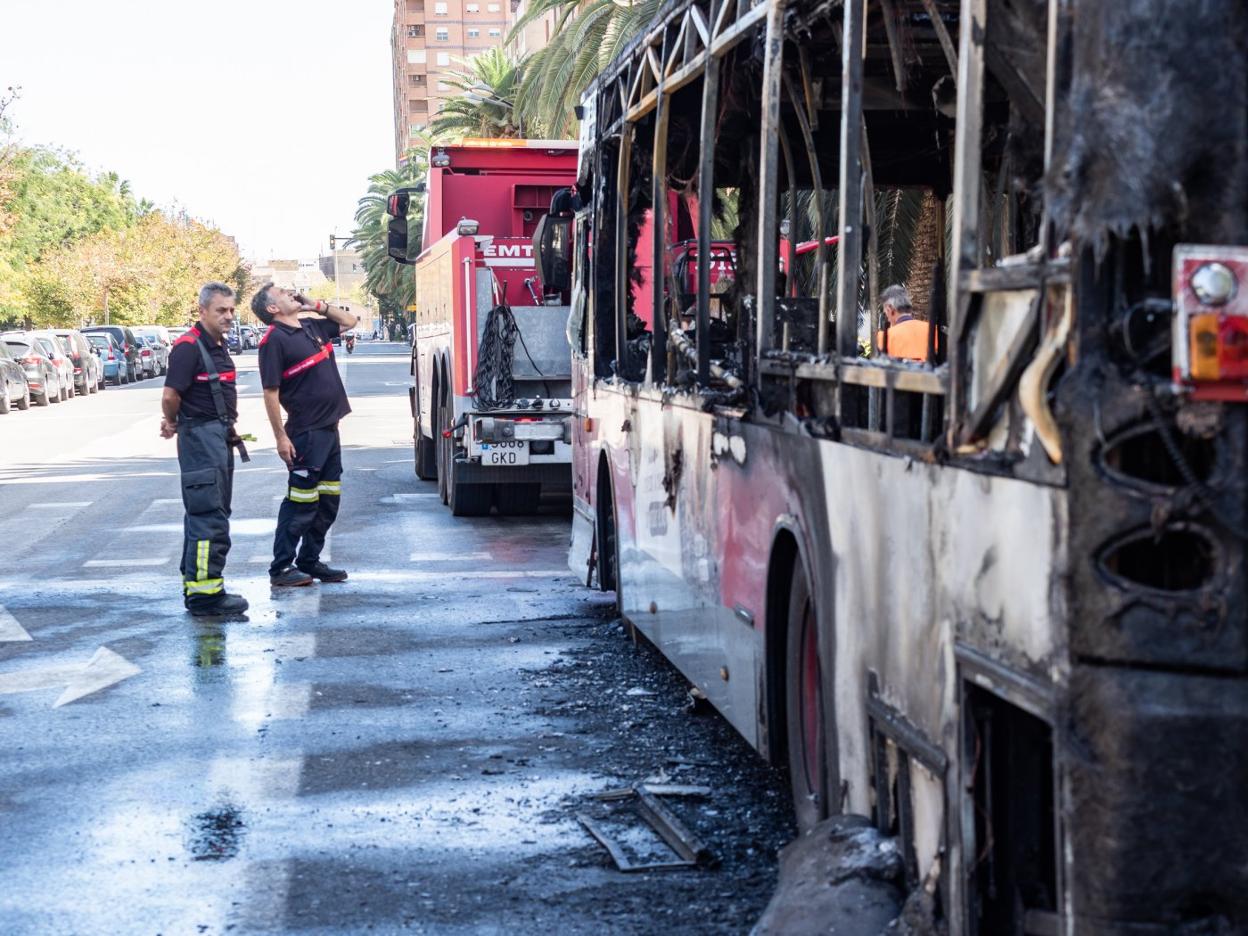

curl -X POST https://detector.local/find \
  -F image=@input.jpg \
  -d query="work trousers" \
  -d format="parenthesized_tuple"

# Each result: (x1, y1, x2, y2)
(178, 420, 234, 597)
(271, 424, 342, 575)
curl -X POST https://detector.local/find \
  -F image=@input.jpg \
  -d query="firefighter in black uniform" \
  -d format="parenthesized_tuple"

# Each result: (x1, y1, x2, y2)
(253, 283, 359, 586)
(161, 282, 249, 616)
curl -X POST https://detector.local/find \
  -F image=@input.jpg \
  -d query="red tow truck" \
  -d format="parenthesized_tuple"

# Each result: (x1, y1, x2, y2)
(387, 140, 579, 515)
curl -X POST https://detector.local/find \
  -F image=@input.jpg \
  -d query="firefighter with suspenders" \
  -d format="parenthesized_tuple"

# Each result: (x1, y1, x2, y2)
(160, 282, 250, 617)
(252, 284, 359, 587)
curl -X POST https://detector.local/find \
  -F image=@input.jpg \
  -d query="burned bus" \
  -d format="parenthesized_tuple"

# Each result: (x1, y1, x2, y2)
(543, 0, 1248, 931)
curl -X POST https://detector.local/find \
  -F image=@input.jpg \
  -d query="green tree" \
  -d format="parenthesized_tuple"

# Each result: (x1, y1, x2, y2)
(511, 0, 662, 136)
(350, 153, 428, 320)
(430, 49, 532, 139)
(23, 211, 243, 327)
(0, 145, 139, 322)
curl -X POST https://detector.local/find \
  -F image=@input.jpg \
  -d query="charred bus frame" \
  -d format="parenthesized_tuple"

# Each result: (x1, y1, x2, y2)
(561, 0, 1248, 932)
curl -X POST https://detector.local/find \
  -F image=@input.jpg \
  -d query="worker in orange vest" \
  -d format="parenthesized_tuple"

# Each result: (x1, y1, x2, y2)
(876, 285, 935, 362)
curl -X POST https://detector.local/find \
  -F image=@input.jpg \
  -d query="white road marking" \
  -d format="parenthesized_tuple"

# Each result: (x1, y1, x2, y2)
(208, 756, 304, 800)
(83, 557, 169, 568)
(0, 470, 176, 485)
(152, 498, 182, 505)
(0, 646, 141, 707)
(356, 569, 569, 582)
(380, 493, 438, 503)
(27, 502, 91, 509)
(0, 606, 32, 642)
(409, 551, 493, 562)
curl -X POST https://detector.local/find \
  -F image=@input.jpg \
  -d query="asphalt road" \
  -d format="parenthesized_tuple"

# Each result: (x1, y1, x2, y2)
(0, 340, 793, 935)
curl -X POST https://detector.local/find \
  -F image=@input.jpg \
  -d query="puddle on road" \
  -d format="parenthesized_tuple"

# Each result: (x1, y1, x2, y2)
(187, 803, 246, 861)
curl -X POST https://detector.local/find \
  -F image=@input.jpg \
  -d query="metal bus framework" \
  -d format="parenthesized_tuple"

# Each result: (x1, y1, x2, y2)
(550, 0, 1248, 931)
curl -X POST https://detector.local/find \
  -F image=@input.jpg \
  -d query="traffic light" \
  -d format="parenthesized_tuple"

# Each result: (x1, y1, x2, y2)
(329, 235, 337, 250)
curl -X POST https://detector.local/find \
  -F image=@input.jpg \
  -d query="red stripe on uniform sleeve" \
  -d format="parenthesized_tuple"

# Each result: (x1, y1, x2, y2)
(173, 325, 202, 347)
(258, 325, 276, 346)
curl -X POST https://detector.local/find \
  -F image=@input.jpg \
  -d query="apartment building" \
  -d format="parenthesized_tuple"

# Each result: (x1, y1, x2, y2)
(391, 0, 515, 164)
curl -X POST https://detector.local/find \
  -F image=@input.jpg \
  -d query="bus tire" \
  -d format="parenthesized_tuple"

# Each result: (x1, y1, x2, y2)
(785, 560, 827, 832)
(495, 482, 540, 515)
(596, 462, 621, 610)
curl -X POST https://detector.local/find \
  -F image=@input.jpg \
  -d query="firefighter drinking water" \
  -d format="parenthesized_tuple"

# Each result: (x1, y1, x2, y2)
(161, 282, 250, 617)
(253, 284, 359, 587)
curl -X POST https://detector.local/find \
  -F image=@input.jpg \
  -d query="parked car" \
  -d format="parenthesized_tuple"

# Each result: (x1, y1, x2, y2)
(225, 328, 242, 354)
(85, 333, 127, 385)
(168, 326, 191, 342)
(132, 326, 171, 374)
(29, 333, 76, 400)
(3, 336, 62, 405)
(81, 326, 140, 383)
(0, 341, 30, 413)
(239, 324, 257, 349)
(52, 329, 103, 394)
(135, 336, 159, 378)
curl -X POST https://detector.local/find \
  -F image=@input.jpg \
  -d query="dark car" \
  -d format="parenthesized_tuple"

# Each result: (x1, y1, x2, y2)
(3, 336, 62, 406)
(225, 328, 242, 354)
(81, 326, 140, 383)
(52, 328, 104, 394)
(0, 341, 30, 413)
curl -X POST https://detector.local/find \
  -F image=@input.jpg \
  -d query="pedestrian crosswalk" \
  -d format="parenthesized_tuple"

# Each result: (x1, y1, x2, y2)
(3, 471, 570, 588)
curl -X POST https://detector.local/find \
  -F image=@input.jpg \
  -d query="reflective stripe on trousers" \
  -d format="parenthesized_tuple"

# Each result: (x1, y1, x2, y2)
(178, 420, 234, 596)
(271, 425, 342, 575)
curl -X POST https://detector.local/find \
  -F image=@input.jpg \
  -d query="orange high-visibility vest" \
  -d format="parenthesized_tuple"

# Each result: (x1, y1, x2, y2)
(877, 317, 935, 362)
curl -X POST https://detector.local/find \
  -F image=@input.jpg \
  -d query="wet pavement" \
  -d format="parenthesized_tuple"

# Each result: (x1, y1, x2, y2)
(0, 341, 793, 934)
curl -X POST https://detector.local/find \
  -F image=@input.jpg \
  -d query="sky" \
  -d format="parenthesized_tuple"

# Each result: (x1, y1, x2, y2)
(4, 0, 396, 261)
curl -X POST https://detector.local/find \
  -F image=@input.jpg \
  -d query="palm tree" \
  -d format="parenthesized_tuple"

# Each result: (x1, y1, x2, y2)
(430, 49, 529, 139)
(350, 152, 429, 316)
(511, 0, 664, 137)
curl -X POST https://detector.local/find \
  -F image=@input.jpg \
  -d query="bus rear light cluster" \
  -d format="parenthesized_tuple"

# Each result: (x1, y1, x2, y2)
(1173, 244, 1248, 400)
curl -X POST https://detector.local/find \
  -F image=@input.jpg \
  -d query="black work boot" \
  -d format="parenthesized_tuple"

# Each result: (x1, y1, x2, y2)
(185, 593, 250, 617)
(270, 566, 315, 587)
(297, 561, 348, 583)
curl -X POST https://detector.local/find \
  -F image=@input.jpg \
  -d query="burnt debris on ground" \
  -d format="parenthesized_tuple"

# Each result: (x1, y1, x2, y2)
(522, 611, 797, 933)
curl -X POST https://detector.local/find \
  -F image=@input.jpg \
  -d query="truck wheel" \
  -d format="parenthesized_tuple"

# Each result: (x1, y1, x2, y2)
(449, 465, 492, 516)
(415, 433, 438, 481)
(414, 380, 438, 482)
(785, 560, 827, 832)
(436, 396, 450, 505)
(495, 483, 540, 516)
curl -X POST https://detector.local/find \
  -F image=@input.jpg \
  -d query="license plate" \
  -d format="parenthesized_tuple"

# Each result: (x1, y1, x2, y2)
(482, 441, 529, 466)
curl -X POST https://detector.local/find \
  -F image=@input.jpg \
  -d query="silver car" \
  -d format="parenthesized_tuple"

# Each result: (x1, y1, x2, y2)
(28, 333, 77, 401)
(2, 336, 63, 405)
(132, 326, 171, 375)
(52, 328, 104, 394)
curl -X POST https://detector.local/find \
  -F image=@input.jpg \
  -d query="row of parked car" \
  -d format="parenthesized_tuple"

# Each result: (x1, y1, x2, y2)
(0, 324, 185, 413)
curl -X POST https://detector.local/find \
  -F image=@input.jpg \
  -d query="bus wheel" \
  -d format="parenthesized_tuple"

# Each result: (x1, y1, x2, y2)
(785, 561, 827, 831)
(596, 471, 621, 609)
(495, 483, 540, 515)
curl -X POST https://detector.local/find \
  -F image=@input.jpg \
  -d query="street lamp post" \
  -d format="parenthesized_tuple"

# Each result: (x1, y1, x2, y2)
(329, 234, 342, 306)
